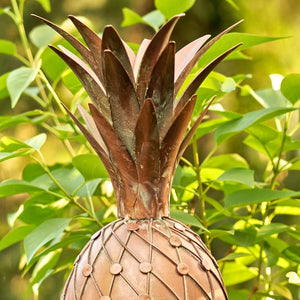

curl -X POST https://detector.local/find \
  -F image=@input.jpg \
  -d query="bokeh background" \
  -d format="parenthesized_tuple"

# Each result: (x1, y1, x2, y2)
(0, 0, 299, 299)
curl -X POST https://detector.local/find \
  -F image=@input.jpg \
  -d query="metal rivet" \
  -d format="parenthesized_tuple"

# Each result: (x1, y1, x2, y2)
(201, 257, 211, 271)
(169, 235, 182, 247)
(177, 263, 189, 275)
(139, 262, 153, 274)
(82, 264, 93, 277)
(110, 263, 123, 275)
(139, 295, 152, 300)
(174, 223, 185, 231)
(126, 222, 139, 231)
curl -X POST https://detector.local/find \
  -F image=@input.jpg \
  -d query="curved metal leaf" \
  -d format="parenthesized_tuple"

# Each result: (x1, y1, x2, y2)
(174, 20, 243, 96)
(103, 49, 139, 156)
(89, 103, 137, 189)
(174, 43, 242, 117)
(49, 45, 111, 122)
(68, 15, 104, 82)
(176, 96, 215, 161)
(32, 14, 95, 71)
(102, 25, 135, 84)
(61, 103, 115, 181)
(135, 98, 160, 183)
(136, 14, 184, 103)
(146, 41, 175, 140)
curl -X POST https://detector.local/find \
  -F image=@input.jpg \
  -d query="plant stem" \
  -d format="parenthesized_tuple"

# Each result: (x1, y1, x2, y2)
(192, 136, 209, 246)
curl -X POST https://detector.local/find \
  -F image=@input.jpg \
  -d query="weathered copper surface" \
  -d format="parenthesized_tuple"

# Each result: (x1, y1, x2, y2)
(33, 13, 243, 299)
(33, 13, 242, 219)
(61, 218, 228, 299)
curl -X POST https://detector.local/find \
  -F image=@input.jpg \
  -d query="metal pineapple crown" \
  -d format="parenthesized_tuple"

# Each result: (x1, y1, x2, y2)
(34, 14, 242, 219)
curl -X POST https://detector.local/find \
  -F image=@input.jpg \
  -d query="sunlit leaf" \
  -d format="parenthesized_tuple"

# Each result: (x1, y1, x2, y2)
(283, 245, 300, 264)
(0, 39, 16, 55)
(29, 25, 55, 48)
(281, 73, 300, 104)
(7, 66, 39, 108)
(35, 0, 51, 12)
(24, 218, 70, 264)
(225, 189, 300, 209)
(155, 0, 195, 19)
(216, 168, 254, 187)
(256, 223, 288, 241)
(25, 133, 47, 150)
(75, 179, 101, 197)
(143, 10, 165, 30)
(221, 261, 257, 286)
(72, 154, 109, 180)
(0, 225, 35, 251)
(214, 107, 296, 144)
(198, 33, 285, 67)
(170, 208, 207, 231)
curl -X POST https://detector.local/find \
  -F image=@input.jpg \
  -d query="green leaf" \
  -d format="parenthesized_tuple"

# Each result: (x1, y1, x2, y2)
(216, 168, 254, 187)
(0, 150, 31, 162)
(198, 33, 285, 67)
(256, 223, 288, 241)
(254, 88, 291, 108)
(72, 154, 109, 181)
(7, 66, 39, 108)
(234, 227, 257, 247)
(143, 10, 165, 30)
(281, 73, 300, 104)
(25, 133, 47, 150)
(221, 77, 236, 92)
(122, 8, 164, 31)
(202, 153, 249, 169)
(122, 8, 145, 27)
(170, 209, 207, 231)
(221, 261, 257, 286)
(24, 218, 70, 264)
(0, 110, 43, 131)
(62, 70, 83, 94)
(214, 107, 296, 144)
(1, 134, 46, 152)
(0, 39, 16, 55)
(155, 0, 195, 19)
(35, 0, 51, 12)
(225, 189, 300, 209)
(29, 25, 55, 48)
(76, 179, 101, 198)
(0, 72, 9, 99)
(283, 245, 300, 264)
(0, 179, 50, 197)
(51, 167, 84, 195)
(0, 225, 35, 251)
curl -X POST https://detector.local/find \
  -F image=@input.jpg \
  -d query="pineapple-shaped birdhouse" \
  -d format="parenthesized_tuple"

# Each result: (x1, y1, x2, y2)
(35, 13, 242, 299)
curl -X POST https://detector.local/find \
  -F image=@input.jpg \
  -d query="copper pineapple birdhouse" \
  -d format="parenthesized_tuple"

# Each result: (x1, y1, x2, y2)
(35, 13, 242, 299)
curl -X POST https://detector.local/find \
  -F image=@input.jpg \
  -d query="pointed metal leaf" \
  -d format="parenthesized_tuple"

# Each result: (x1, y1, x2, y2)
(174, 20, 243, 96)
(133, 39, 150, 80)
(174, 43, 242, 117)
(161, 95, 196, 171)
(49, 45, 111, 122)
(135, 98, 160, 183)
(136, 14, 184, 103)
(77, 105, 108, 155)
(102, 25, 135, 83)
(177, 96, 215, 161)
(174, 35, 210, 82)
(61, 103, 115, 179)
(89, 103, 137, 183)
(146, 41, 175, 140)
(103, 49, 139, 156)
(32, 14, 96, 71)
(68, 15, 104, 82)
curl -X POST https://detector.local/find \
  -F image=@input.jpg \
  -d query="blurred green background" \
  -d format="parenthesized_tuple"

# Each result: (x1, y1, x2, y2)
(0, 0, 299, 299)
